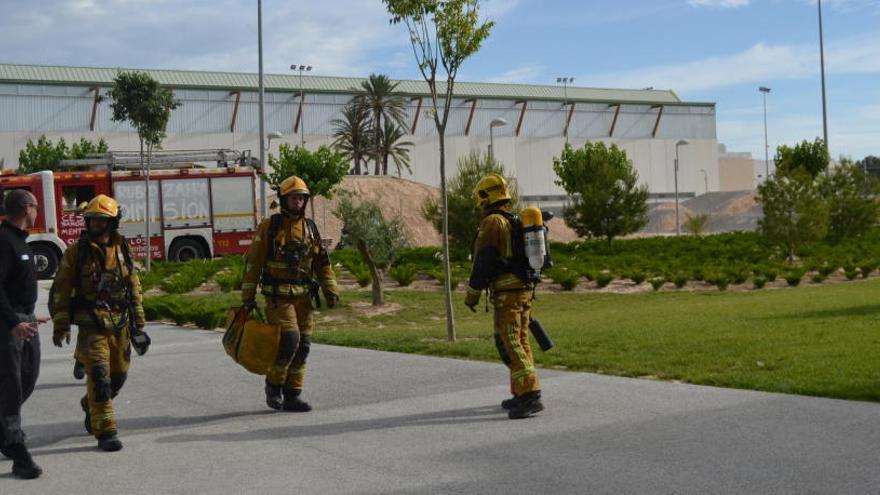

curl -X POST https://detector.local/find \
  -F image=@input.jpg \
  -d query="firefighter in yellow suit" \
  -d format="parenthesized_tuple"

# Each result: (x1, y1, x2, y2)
(241, 176, 338, 412)
(50, 195, 149, 451)
(464, 174, 544, 419)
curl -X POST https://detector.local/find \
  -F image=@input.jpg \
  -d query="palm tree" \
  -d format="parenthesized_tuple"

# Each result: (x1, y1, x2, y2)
(331, 100, 372, 175)
(374, 120, 414, 177)
(356, 73, 408, 175)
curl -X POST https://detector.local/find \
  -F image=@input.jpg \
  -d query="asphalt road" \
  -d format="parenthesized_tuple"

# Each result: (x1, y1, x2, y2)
(2, 282, 878, 494)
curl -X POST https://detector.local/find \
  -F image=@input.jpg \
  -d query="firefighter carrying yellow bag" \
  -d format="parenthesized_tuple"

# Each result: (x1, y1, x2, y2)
(222, 306, 280, 375)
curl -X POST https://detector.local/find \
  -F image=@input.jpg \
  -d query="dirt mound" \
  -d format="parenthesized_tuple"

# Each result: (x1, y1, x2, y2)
(305, 176, 583, 247)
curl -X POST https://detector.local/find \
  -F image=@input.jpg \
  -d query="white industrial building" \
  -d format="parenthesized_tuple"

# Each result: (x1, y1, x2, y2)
(0, 63, 724, 203)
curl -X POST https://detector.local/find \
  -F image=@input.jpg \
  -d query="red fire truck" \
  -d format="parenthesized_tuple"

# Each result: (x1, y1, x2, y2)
(0, 150, 258, 278)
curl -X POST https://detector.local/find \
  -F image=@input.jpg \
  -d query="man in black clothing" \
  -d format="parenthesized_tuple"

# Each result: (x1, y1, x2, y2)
(0, 188, 48, 479)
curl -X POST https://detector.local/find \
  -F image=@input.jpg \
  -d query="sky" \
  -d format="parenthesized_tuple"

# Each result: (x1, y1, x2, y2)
(1, 0, 878, 161)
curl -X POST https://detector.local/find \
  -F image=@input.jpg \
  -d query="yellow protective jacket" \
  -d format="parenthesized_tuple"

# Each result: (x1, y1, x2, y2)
(51, 233, 145, 332)
(241, 213, 338, 301)
(466, 209, 528, 303)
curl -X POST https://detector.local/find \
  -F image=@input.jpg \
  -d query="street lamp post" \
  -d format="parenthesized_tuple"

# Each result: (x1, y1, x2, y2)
(557, 77, 574, 143)
(266, 131, 284, 159)
(675, 139, 690, 236)
(700, 168, 708, 194)
(818, 0, 829, 153)
(290, 64, 312, 147)
(489, 118, 508, 160)
(257, 0, 267, 219)
(759, 86, 771, 178)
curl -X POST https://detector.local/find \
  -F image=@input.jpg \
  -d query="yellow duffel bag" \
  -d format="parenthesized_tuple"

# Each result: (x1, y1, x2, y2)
(223, 306, 280, 376)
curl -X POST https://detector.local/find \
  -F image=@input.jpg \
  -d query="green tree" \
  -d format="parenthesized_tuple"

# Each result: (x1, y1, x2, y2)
(355, 73, 408, 175)
(262, 144, 349, 219)
(757, 168, 829, 261)
(857, 155, 880, 177)
(775, 138, 830, 179)
(384, 0, 494, 341)
(106, 71, 181, 271)
(552, 142, 649, 247)
(70, 137, 109, 159)
(422, 151, 518, 252)
(333, 193, 410, 306)
(331, 99, 372, 175)
(819, 158, 880, 242)
(18, 136, 109, 173)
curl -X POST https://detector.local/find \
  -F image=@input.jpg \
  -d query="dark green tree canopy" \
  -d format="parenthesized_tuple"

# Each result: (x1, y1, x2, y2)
(553, 142, 649, 246)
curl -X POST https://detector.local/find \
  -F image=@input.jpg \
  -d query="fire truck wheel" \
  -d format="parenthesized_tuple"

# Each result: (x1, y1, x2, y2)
(169, 238, 206, 262)
(31, 243, 59, 279)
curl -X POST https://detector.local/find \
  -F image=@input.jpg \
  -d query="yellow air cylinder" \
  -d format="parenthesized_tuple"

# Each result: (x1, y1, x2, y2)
(520, 206, 546, 272)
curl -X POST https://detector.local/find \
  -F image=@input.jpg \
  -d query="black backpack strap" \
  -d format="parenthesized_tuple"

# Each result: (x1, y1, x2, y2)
(267, 213, 283, 260)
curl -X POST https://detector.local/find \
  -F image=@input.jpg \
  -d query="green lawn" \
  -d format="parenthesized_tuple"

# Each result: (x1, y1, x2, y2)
(145, 280, 880, 402)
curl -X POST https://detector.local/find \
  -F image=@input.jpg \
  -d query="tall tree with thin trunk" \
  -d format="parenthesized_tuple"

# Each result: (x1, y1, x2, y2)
(376, 120, 414, 177)
(356, 73, 408, 175)
(331, 100, 372, 175)
(384, 0, 494, 342)
(107, 71, 180, 271)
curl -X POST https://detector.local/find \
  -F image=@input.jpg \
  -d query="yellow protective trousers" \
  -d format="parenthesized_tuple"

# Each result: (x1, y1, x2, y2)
(265, 297, 313, 390)
(493, 290, 540, 397)
(75, 325, 131, 437)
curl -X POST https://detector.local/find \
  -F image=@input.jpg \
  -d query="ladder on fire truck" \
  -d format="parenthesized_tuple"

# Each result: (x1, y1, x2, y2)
(57, 149, 255, 170)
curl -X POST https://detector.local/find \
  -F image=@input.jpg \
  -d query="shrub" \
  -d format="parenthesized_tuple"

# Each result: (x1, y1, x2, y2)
(428, 268, 460, 290)
(859, 261, 875, 278)
(763, 268, 778, 282)
(549, 268, 580, 291)
(649, 276, 666, 291)
(818, 263, 837, 277)
(691, 268, 706, 282)
(629, 271, 647, 285)
(389, 264, 418, 287)
(752, 275, 767, 289)
(844, 267, 861, 281)
(707, 273, 730, 291)
(345, 262, 372, 287)
(159, 260, 223, 294)
(785, 269, 805, 286)
(595, 271, 614, 288)
(811, 273, 826, 284)
(672, 273, 689, 289)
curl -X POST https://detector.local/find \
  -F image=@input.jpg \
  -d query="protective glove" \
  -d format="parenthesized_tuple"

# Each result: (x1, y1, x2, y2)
(242, 299, 257, 312)
(464, 287, 481, 313)
(324, 291, 339, 309)
(131, 328, 151, 356)
(53, 328, 71, 347)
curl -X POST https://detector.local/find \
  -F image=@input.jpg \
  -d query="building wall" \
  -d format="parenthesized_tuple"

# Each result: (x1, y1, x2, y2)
(719, 155, 757, 191)
(0, 83, 719, 198)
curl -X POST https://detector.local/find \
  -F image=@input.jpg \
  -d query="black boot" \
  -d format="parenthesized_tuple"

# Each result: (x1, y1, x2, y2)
(507, 392, 544, 420)
(501, 396, 517, 410)
(8, 444, 42, 479)
(81, 396, 93, 434)
(97, 432, 123, 452)
(282, 388, 312, 412)
(73, 360, 86, 380)
(265, 381, 283, 410)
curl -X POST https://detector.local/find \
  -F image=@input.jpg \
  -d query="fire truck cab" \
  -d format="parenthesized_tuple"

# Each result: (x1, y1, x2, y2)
(0, 150, 258, 278)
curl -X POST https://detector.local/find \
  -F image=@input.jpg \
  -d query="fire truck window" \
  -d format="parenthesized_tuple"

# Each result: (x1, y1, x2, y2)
(0, 186, 32, 216)
(61, 185, 96, 212)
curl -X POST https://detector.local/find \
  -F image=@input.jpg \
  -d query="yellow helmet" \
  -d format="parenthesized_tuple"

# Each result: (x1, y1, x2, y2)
(82, 194, 119, 218)
(474, 174, 511, 209)
(278, 176, 310, 197)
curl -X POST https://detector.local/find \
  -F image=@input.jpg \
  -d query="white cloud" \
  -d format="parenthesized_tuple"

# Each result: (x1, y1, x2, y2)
(487, 65, 546, 84)
(0, 0, 407, 76)
(583, 35, 880, 93)
(687, 0, 750, 8)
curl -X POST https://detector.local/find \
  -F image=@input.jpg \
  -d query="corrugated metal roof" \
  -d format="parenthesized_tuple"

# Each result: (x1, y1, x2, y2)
(0, 63, 713, 106)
